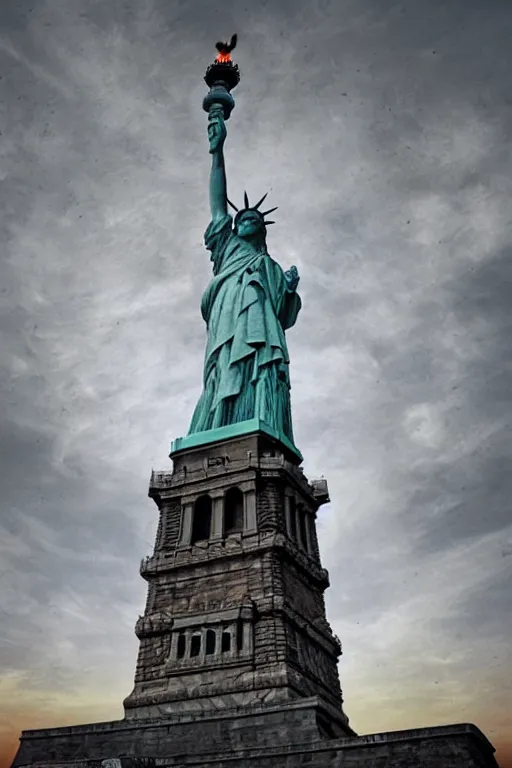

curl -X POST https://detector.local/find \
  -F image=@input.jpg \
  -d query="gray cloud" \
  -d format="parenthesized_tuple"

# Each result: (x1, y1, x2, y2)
(0, 0, 511, 761)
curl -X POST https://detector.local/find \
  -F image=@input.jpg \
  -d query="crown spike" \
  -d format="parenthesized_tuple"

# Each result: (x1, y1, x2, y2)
(253, 192, 268, 210)
(262, 206, 278, 217)
(227, 198, 239, 212)
(244, 190, 250, 208)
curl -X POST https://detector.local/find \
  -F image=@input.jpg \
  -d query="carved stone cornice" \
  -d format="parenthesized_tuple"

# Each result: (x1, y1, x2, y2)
(149, 455, 321, 508)
(134, 611, 174, 638)
(140, 531, 329, 588)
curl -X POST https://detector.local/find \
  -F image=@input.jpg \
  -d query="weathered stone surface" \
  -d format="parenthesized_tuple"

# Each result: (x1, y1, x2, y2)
(124, 434, 351, 730)
(12, 698, 342, 765)
(12, 718, 498, 768)
(10, 433, 499, 768)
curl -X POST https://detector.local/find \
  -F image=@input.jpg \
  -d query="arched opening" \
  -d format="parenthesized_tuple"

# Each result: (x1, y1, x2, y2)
(298, 505, 308, 551)
(177, 632, 186, 659)
(307, 515, 317, 557)
(191, 495, 212, 544)
(205, 628, 216, 656)
(224, 487, 244, 535)
(190, 632, 201, 657)
(236, 619, 244, 652)
(221, 630, 231, 653)
(288, 496, 297, 541)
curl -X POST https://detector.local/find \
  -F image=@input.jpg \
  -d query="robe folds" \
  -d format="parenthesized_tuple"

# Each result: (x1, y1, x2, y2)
(188, 214, 301, 444)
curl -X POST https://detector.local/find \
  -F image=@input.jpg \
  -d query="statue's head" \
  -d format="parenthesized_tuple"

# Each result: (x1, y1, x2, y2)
(235, 209, 265, 239)
(228, 191, 277, 248)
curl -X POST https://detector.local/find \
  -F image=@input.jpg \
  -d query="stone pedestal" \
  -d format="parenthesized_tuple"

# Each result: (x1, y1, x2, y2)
(10, 430, 499, 768)
(123, 429, 351, 732)
(12, 716, 498, 768)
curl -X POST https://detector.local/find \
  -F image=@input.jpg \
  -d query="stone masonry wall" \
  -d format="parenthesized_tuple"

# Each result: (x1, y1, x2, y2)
(154, 730, 498, 767)
(160, 500, 182, 551)
(307, 510, 321, 561)
(126, 437, 349, 726)
(283, 562, 325, 622)
(152, 562, 251, 615)
(12, 721, 498, 768)
(256, 477, 285, 532)
(12, 700, 329, 766)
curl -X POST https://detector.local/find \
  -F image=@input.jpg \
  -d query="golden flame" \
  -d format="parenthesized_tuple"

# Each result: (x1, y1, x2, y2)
(215, 52, 232, 63)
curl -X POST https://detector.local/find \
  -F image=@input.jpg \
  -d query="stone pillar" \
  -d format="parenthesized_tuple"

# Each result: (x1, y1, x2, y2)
(154, 510, 164, 552)
(296, 505, 305, 551)
(304, 511, 312, 554)
(169, 631, 179, 661)
(244, 489, 257, 534)
(307, 514, 320, 560)
(284, 495, 293, 538)
(210, 492, 224, 539)
(200, 628, 207, 662)
(242, 621, 252, 653)
(179, 502, 194, 546)
(228, 623, 235, 653)
(214, 626, 223, 658)
(184, 629, 192, 659)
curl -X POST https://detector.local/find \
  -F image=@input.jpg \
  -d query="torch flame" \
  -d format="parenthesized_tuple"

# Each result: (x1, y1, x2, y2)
(215, 52, 232, 63)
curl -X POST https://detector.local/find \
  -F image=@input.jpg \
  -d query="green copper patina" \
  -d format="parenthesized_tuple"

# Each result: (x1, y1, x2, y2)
(173, 419, 302, 463)
(186, 104, 302, 451)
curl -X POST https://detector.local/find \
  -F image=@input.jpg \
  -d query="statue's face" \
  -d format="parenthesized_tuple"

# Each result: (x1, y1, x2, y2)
(236, 211, 264, 239)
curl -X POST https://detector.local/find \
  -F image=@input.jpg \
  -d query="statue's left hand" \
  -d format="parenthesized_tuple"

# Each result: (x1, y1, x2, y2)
(284, 265, 300, 292)
(208, 109, 227, 154)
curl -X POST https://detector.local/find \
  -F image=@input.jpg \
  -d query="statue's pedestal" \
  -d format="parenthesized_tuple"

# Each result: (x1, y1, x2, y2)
(11, 715, 497, 768)
(126, 428, 344, 724)
(170, 418, 303, 464)
(10, 429, 499, 768)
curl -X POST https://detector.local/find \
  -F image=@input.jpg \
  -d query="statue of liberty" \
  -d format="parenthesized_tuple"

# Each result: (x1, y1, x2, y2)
(187, 104, 301, 447)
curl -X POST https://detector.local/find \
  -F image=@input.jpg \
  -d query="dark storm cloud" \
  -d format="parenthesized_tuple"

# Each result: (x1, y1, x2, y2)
(380, 244, 512, 557)
(0, 0, 511, 762)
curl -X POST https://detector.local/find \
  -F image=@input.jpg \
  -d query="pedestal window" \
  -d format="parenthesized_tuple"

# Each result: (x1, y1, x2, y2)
(190, 632, 201, 657)
(224, 487, 244, 535)
(191, 495, 212, 544)
(221, 629, 232, 653)
(205, 628, 216, 655)
(177, 632, 186, 659)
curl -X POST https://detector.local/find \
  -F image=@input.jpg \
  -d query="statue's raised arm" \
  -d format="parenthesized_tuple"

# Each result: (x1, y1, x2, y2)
(207, 106, 228, 221)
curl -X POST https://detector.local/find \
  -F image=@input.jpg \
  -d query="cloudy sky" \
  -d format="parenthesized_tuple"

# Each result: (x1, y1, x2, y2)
(1, 0, 511, 765)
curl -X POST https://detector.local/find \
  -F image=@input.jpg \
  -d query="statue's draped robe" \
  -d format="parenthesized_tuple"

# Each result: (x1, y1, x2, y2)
(188, 214, 301, 444)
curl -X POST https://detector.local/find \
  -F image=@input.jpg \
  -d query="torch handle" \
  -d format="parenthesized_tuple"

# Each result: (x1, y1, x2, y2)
(208, 103, 224, 120)
(203, 83, 236, 120)
(207, 103, 227, 155)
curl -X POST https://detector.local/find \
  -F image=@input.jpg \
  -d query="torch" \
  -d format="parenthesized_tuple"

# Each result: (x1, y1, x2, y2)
(203, 33, 240, 121)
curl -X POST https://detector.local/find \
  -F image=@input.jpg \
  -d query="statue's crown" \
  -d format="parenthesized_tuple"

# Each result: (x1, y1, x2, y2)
(227, 191, 278, 227)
